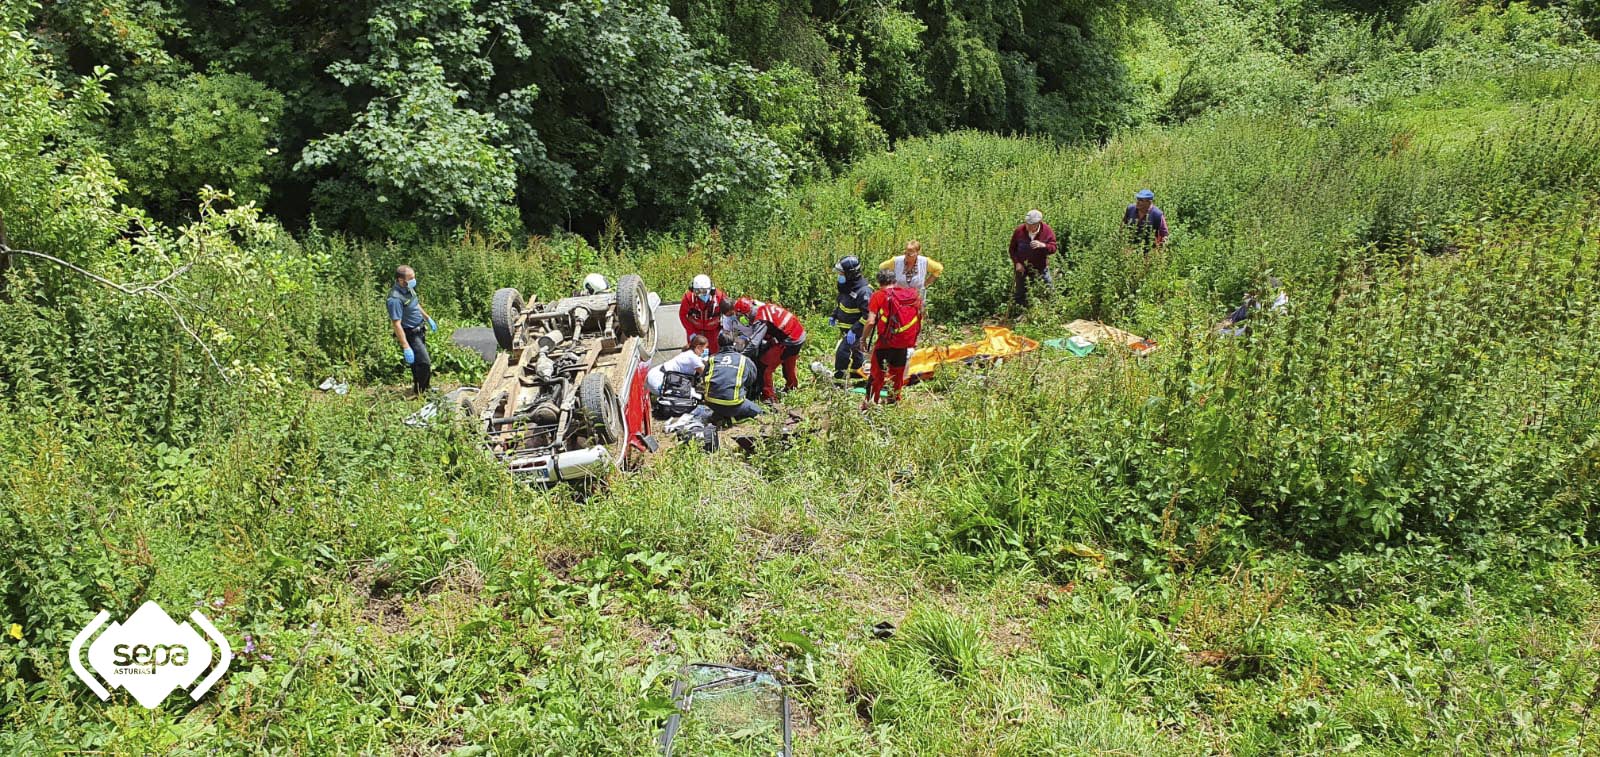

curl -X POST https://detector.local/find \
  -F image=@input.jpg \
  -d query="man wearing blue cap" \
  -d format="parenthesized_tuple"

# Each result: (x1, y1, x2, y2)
(1123, 189, 1168, 253)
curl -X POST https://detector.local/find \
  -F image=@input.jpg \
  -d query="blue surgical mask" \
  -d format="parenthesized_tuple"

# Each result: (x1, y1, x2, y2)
(837, 274, 847, 284)
(697, 292, 711, 302)
(699, 349, 709, 358)
(405, 277, 417, 290)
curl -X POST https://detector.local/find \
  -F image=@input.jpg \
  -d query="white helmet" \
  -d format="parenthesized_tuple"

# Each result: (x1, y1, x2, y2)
(690, 274, 712, 293)
(582, 273, 610, 295)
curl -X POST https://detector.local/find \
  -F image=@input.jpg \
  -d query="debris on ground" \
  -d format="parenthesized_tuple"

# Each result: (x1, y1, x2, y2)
(403, 387, 479, 428)
(658, 663, 791, 757)
(663, 407, 719, 452)
(1064, 319, 1157, 355)
(724, 411, 804, 453)
(1042, 334, 1096, 357)
(317, 377, 350, 395)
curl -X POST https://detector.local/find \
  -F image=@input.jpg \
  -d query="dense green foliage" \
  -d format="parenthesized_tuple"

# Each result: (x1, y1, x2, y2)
(9, 0, 1597, 236)
(4, 0, 1600, 753)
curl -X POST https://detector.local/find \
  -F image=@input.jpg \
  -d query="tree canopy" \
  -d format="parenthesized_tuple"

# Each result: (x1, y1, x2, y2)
(5, 0, 1167, 235)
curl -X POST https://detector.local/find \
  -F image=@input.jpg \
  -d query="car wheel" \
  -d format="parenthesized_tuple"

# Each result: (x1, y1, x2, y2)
(615, 274, 652, 340)
(577, 372, 623, 445)
(491, 287, 524, 351)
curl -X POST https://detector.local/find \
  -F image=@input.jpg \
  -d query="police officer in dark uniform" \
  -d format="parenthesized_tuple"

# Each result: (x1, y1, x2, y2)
(829, 256, 873, 381)
(704, 332, 764, 422)
(386, 264, 436, 396)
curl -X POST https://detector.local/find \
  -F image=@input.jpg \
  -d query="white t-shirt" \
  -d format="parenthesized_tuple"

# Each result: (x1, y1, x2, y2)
(892, 255, 930, 293)
(648, 351, 705, 393)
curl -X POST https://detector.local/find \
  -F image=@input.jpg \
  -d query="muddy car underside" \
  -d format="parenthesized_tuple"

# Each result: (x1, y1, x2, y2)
(469, 275, 655, 481)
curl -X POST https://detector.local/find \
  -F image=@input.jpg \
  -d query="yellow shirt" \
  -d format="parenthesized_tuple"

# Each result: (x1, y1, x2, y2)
(879, 255, 944, 291)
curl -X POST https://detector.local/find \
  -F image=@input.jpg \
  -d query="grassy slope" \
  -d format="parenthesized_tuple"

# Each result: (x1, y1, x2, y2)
(5, 65, 1600, 755)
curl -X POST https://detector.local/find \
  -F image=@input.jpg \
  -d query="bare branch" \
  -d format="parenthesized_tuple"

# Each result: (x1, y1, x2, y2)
(3, 245, 137, 293)
(0, 210, 11, 302)
(1, 244, 232, 381)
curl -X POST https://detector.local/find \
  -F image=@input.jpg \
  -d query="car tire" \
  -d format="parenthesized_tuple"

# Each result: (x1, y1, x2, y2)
(491, 287, 524, 351)
(577, 372, 623, 445)
(615, 274, 651, 340)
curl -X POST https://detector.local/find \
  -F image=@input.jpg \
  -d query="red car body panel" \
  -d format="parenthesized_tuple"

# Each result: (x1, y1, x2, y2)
(624, 357, 653, 457)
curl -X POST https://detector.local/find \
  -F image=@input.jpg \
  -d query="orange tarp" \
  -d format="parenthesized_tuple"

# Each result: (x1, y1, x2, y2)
(906, 326, 1040, 376)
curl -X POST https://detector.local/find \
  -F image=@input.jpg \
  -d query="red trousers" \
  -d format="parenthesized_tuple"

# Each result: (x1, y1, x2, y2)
(867, 347, 909, 404)
(686, 325, 721, 354)
(758, 342, 800, 401)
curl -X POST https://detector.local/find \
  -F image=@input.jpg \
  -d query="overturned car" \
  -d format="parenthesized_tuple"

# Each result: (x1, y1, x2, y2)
(463, 274, 659, 483)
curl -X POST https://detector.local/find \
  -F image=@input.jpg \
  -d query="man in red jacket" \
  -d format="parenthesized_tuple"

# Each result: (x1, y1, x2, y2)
(678, 274, 729, 353)
(861, 270, 923, 409)
(1008, 209, 1057, 311)
(734, 297, 807, 402)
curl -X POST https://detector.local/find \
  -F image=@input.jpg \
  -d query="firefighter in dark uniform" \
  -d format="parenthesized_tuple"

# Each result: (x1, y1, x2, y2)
(704, 332, 764, 422)
(829, 255, 873, 381)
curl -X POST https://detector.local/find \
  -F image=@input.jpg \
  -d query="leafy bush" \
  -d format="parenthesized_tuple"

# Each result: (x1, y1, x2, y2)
(109, 72, 285, 217)
(1402, 0, 1457, 51)
(299, 49, 519, 235)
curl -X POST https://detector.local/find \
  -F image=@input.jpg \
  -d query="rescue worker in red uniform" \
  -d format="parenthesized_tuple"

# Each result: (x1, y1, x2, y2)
(679, 274, 729, 353)
(733, 296, 807, 402)
(861, 269, 923, 409)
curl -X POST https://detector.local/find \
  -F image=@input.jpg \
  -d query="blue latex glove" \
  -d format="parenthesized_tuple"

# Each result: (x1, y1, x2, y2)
(403, 347, 415, 365)
(844, 331, 857, 346)
(828, 316, 837, 328)
(427, 317, 437, 332)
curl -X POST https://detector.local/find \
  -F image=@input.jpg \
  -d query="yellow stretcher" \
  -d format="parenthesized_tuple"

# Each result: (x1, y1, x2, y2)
(905, 326, 1040, 377)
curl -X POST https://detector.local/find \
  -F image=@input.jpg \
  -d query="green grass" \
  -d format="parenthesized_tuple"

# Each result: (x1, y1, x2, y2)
(5, 60, 1600, 755)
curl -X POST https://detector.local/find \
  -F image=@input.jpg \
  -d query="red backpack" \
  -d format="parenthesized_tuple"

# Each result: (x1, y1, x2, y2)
(875, 286, 923, 348)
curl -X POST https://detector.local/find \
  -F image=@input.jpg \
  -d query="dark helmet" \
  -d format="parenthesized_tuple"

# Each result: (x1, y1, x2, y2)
(834, 255, 862, 278)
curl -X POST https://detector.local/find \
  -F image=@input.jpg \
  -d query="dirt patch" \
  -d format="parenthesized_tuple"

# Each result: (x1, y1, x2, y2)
(363, 596, 411, 635)
(1185, 648, 1232, 668)
(622, 615, 675, 656)
(833, 569, 914, 638)
(539, 545, 586, 580)
(988, 618, 1033, 655)
(752, 528, 818, 561)
(351, 560, 487, 637)
(394, 730, 467, 757)
(348, 561, 396, 599)
(787, 698, 820, 741)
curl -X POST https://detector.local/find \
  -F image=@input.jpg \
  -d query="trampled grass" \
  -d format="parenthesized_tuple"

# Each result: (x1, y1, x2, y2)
(4, 60, 1600, 755)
